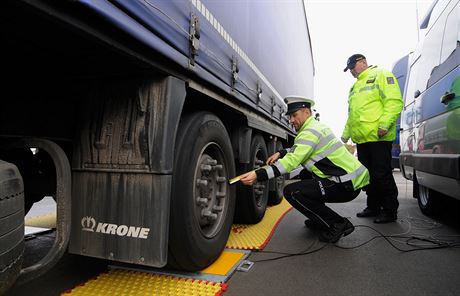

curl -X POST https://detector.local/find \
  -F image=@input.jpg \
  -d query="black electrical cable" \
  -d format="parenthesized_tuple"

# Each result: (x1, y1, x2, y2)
(343, 225, 460, 252)
(252, 241, 328, 263)
(251, 222, 460, 263)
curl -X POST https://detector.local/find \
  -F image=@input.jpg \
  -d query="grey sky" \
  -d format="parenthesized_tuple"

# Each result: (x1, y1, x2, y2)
(304, 0, 432, 137)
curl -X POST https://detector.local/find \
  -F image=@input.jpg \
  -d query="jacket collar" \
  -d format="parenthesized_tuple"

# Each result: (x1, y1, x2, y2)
(298, 116, 315, 133)
(357, 65, 377, 80)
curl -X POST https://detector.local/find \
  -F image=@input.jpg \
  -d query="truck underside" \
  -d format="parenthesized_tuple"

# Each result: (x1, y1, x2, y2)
(0, 1, 294, 288)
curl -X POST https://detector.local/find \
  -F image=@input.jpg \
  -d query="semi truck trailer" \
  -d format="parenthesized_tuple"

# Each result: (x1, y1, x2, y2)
(0, 0, 314, 292)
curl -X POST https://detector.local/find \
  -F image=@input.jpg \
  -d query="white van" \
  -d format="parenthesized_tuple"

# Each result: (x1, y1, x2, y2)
(400, 0, 460, 215)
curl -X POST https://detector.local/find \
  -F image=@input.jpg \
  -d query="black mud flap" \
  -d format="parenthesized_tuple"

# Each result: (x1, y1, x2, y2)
(69, 76, 186, 268)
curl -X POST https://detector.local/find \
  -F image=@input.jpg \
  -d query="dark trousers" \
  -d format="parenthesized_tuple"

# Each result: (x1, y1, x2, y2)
(357, 141, 399, 213)
(283, 176, 360, 229)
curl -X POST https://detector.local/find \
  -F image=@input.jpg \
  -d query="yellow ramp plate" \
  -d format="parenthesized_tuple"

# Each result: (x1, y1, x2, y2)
(226, 198, 292, 250)
(62, 269, 228, 296)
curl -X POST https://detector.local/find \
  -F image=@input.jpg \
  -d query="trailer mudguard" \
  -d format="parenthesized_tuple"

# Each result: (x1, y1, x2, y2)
(69, 76, 186, 267)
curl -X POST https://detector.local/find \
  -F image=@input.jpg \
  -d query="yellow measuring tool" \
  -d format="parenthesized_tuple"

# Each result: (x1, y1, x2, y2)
(229, 165, 268, 185)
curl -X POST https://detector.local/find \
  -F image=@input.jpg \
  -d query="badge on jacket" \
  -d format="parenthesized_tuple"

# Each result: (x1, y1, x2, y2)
(386, 77, 395, 84)
(366, 77, 376, 84)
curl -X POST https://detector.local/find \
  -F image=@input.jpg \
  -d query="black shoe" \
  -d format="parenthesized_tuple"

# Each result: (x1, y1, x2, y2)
(304, 219, 320, 229)
(374, 212, 397, 224)
(356, 207, 380, 218)
(318, 218, 355, 243)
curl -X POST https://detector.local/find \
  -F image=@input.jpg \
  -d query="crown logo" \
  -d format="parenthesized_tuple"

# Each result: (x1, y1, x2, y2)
(81, 216, 96, 232)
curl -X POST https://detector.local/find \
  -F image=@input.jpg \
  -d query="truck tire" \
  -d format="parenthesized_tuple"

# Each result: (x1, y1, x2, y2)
(168, 112, 236, 271)
(0, 160, 24, 295)
(234, 134, 269, 223)
(268, 141, 285, 205)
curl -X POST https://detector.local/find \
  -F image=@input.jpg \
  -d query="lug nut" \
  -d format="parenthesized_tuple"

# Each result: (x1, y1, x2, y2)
(196, 197, 208, 206)
(201, 164, 212, 172)
(202, 210, 217, 221)
(197, 179, 208, 186)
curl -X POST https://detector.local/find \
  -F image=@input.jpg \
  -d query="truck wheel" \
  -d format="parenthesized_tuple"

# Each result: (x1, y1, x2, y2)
(0, 160, 24, 295)
(168, 112, 236, 271)
(268, 141, 285, 205)
(234, 134, 269, 223)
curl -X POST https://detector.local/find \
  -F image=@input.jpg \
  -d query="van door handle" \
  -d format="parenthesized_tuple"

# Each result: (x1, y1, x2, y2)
(441, 92, 455, 105)
(414, 90, 421, 98)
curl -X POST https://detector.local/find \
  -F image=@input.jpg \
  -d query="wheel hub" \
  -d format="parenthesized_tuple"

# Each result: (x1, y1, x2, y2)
(194, 152, 228, 238)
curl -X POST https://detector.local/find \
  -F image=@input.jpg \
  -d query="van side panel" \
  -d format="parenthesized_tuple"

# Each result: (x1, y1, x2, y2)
(400, 0, 460, 200)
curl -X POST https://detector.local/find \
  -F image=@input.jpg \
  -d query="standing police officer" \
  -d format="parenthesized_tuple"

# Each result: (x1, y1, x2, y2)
(342, 54, 403, 223)
(240, 96, 369, 243)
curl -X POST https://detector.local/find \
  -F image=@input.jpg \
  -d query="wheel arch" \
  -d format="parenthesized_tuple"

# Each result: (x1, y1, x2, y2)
(181, 85, 292, 166)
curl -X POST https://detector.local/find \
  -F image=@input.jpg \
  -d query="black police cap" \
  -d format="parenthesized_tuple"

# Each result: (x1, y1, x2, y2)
(343, 54, 366, 72)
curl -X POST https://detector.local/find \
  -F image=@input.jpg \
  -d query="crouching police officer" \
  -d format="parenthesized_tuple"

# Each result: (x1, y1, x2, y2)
(240, 96, 369, 243)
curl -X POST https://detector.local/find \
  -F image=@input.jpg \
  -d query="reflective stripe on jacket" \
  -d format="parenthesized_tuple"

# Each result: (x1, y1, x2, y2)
(342, 66, 403, 144)
(266, 116, 369, 190)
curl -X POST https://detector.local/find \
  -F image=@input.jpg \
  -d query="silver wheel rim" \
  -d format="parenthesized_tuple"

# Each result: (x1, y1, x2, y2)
(253, 148, 267, 206)
(193, 142, 229, 238)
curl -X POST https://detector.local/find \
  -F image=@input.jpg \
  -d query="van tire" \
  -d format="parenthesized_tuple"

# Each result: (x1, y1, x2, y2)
(0, 160, 25, 295)
(417, 183, 442, 217)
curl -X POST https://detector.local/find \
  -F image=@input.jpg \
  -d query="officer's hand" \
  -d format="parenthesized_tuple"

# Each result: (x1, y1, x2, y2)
(239, 171, 257, 186)
(266, 152, 280, 165)
(378, 128, 388, 138)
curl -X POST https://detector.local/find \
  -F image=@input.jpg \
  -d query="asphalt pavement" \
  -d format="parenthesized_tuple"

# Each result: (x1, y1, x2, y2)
(7, 171, 460, 296)
(226, 170, 460, 296)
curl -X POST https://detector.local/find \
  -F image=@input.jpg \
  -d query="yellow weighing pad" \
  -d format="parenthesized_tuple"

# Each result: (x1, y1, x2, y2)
(201, 250, 246, 276)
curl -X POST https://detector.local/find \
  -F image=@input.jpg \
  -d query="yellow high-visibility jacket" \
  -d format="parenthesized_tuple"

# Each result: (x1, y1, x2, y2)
(342, 66, 403, 144)
(264, 116, 369, 191)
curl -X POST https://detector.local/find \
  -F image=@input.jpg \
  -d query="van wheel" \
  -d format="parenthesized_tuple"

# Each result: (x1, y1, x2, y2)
(268, 141, 285, 205)
(234, 134, 269, 223)
(417, 184, 440, 216)
(0, 160, 24, 295)
(168, 112, 236, 271)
